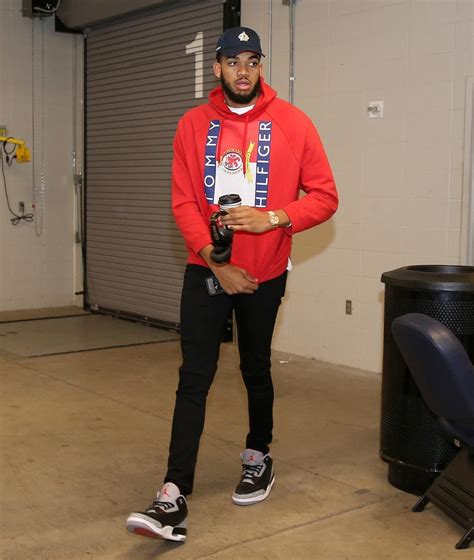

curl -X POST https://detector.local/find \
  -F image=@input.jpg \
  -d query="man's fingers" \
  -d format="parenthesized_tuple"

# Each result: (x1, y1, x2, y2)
(224, 286, 256, 295)
(213, 264, 258, 295)
(221, 207, 269, 234)
(228, 206, 249, 216)
(245, 279, 258, 288)
(222, 214, 248, 225)
(226, 224, 249, 231)
(240, 284, 257, 294)
(224, 207, 254, 221)
(242, 270, 258, 282)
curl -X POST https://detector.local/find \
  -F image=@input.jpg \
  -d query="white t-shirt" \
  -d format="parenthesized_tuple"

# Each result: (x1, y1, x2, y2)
(228, 105, 255, 115)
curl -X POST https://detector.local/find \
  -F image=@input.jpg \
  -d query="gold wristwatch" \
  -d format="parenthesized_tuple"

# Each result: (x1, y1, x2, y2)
(268, 210, 280, 228)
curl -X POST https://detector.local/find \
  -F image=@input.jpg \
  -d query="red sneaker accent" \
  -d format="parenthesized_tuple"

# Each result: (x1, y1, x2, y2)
(133, 527, 159, 539)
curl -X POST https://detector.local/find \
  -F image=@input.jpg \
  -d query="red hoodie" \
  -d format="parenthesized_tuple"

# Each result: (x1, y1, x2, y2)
(171, 81, 338, 283)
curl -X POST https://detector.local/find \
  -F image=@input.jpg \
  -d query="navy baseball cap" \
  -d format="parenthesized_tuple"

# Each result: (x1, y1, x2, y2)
(215, 26, 265, 58)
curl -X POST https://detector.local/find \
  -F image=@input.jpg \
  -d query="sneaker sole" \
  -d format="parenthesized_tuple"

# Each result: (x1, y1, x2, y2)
(232, 474, 275, 506)
(126, 513, 186, 542)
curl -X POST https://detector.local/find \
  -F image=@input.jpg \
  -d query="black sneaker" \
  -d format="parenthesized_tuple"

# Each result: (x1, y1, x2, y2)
(126, 482, 187, 542)
(232, 449, 275, 506)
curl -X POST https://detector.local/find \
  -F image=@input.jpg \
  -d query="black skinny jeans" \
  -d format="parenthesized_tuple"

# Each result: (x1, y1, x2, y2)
(165, 264, 287, 496)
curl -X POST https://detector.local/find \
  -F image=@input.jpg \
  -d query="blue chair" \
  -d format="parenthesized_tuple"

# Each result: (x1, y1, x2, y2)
(391, 313, 474, 550)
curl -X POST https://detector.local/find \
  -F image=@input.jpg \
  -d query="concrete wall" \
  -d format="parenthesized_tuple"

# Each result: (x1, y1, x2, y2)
(0, 0, 81, 311)
(243, 0, 474, 371)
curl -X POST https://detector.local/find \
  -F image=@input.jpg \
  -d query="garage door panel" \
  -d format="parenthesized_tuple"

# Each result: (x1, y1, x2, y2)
(85, 0, 222, 328)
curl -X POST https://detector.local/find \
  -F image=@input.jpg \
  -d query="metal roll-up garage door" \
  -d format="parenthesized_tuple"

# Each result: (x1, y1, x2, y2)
(84, 0, 227, 329)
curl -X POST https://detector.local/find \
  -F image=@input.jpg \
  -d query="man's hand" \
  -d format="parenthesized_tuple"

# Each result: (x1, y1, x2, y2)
(211, 263, 258, 295)
(199, 244, 258, 294)
(220, 206, 290, 233)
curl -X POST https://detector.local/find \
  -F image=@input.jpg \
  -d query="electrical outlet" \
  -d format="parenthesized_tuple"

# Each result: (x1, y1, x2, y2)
(368, 101, 384, 118)
(346, 300, 352, 315)
(0, 124, 7, 136)
(18, 201, 25, 213)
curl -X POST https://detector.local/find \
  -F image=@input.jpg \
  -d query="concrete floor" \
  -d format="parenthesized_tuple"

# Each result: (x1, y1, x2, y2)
(0, 315, 179, 357)
(0, 334, 469, 559)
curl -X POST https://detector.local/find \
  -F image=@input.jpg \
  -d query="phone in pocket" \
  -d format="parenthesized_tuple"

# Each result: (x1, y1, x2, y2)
(205, 275, 225, 296)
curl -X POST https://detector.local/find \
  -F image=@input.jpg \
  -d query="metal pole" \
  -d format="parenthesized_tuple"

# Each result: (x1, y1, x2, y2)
(267, 0, 273, 85)
(288, 0, 296, 104)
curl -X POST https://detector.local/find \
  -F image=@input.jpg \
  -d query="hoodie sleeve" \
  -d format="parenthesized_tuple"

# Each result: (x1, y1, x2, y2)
(282, 119, 338, 234)
(171, 118, 213, 257)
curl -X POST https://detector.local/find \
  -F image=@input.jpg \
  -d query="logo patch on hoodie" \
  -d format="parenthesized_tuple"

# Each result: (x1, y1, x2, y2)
(221, 149, 243, 174)
(203, 119, 272, 207)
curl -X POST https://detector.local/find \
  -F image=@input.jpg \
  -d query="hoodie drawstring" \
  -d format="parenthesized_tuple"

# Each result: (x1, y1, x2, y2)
(216, 112, 251, 179)
(216, 114, 227, 168)
(242, 113, 249, 178)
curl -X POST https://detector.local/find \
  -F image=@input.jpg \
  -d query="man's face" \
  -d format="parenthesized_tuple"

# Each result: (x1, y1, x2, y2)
(213, 51, 262, 107)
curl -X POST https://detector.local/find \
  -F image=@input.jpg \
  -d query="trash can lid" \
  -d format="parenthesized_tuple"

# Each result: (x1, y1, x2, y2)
(381, 265, 474, 291)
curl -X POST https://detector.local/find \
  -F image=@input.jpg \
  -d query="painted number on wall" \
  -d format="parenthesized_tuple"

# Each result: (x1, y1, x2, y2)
(186, 31, 204, 99)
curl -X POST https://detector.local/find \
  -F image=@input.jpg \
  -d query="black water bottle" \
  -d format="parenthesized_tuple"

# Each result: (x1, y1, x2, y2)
(210, 194, 242, 263)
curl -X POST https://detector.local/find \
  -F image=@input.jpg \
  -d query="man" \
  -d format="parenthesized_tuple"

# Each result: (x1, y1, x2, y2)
(126, 26, 338, 543)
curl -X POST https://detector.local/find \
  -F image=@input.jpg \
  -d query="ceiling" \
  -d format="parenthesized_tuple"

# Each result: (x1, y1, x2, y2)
(56, 0, 171, 29)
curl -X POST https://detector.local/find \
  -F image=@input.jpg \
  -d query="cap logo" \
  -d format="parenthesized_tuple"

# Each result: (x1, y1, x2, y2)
(238, 31, 250, 42)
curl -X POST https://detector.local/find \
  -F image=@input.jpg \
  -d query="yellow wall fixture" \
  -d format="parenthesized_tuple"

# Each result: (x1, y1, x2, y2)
(0, 136, 31, 163)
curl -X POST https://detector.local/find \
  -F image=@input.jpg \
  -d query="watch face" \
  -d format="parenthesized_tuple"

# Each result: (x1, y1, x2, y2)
(269, 212, 279, 226)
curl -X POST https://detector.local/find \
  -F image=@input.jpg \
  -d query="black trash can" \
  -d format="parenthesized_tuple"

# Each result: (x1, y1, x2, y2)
(380, 265, 474, 495)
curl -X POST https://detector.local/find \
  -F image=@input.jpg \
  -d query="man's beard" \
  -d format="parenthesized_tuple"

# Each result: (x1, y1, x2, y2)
(220, 75, 261, 105)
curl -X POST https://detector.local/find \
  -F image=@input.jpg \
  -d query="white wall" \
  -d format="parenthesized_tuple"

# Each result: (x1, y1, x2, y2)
(243, 0, 474, 372)
(0, 0, 79, 311)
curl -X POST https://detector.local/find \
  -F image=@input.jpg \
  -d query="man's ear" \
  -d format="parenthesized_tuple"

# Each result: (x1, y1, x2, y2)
(213, 61, 221, 79)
